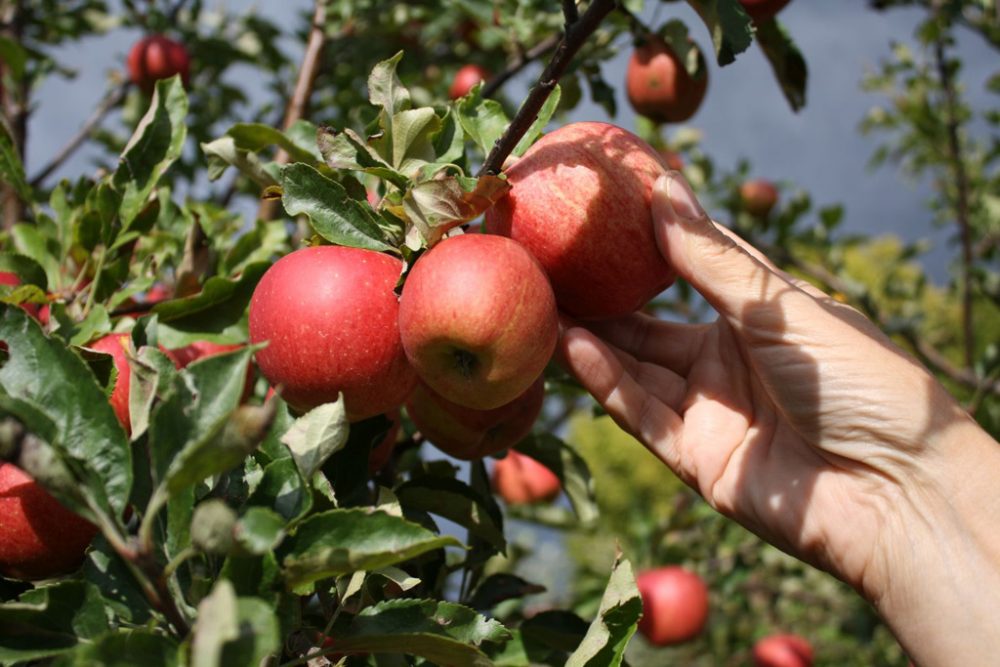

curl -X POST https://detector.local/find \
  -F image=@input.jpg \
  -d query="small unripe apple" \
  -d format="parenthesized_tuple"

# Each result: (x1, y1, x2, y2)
(249, 246, 416, 421)
(398, 234, 557, 411)
(752, 633, 814, 667)
(740, 0, 792, 23)
(739, 178, 779, 218)
(449, 64, 490, 99)
(406, 376, 544, 460)
(626, 36, 708, 124)
(485, 122, 674, 319)
(127, 34, 191, 94)
(636, 566, 709, 646)
(491, 449, 560, 505)
(0, 462, 97, 580)
(88, 333, 133, 434)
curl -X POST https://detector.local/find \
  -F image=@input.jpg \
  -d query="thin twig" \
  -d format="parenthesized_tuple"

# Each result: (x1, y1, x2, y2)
(477, 0, 616, 177)
(30, 81, 129, 188)
(480, 33, 560, 99)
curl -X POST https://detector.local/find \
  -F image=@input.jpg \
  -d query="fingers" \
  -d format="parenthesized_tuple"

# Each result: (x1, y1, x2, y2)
(585, 312, 709, 376)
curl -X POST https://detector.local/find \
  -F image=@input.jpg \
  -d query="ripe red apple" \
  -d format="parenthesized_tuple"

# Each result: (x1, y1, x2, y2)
(626, 36, 708, 124)
(249, 246, 416, 421)
(752, 634, 814, 667)
(490, 449, 560, 505)
(88, 333, 133, 434)
(406, 376, 544, 460)
(636, 566, 709, 646)
(740, 0, 792, 23)
(449, 64, 490, 99)
(739, 178, 779, 218)
(0, 271, 40, 319)
(0, 462, 97, 580)
(368, 410, 402, 474)
(127, 34, 191, 94)
(398, 234, 557, 411)
(485, 121, 675, 319)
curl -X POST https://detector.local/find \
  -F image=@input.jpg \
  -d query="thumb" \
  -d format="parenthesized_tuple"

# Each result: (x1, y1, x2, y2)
(652, 171, 794, 323)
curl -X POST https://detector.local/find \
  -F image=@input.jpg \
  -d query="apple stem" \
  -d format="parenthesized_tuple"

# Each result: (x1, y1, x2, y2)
(477, 0, 616, 177)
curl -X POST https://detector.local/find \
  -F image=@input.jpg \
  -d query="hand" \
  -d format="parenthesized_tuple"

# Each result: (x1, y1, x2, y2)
(559, 171, 1000, 666)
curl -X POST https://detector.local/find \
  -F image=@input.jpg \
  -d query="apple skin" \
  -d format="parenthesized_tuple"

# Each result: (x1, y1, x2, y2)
(739, 178, 779, 218)
(406, 376, 544, 460)
(127, 34, 191, 94)
(660, 149, 684, 172)
(484, 121, 675, 319)
(0, 462, 98, 580)
(740, 0, 792, 23)
(626, 37, 708, 124)
(490, 449, 561, 505)
(0, 271, 40, 319)
(398, 234, 557, 411)
(752, 634, 814, 667)
(449, 64, 490, 99)
(635, 566, 709, 646)
(249, 246, 416, 422)
(88, 333, 133, 434)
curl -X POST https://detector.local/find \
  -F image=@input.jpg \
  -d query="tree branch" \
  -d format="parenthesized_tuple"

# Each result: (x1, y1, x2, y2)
(480, 33, 560, 100)
(477, 0, 616, 177)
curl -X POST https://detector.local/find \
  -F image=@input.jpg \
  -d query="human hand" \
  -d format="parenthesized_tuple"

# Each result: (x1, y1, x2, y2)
(559, 171, 1000, 666)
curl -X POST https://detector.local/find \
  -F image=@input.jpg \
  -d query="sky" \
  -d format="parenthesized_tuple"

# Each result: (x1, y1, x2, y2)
(26, 1, 998, 283)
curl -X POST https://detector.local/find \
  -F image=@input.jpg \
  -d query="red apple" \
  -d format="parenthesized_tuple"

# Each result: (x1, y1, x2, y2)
(752, 633, 814, 667)
(636, 566, 709, 646)
(739, 178, 779, 218)
(485, 121, 674, 319)
(368, 410, 402, 474)
(88, 333, 133, 434)
(626, 36, 708, 124)
(0, 462, 97, 580)
(740, 0, 792, 23)
(398, 234, 557, 411)
(249, 246, 416, 421)
(406, 376, 544, 460)
(490, 449, 560, 505)
(660, 149, 685, 172)
(127, 34, 191, 94)
(449, 64, 490, 99)
(0, 271, 40, 319)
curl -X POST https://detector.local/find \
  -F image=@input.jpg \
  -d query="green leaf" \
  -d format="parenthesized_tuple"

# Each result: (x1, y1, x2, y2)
(396, 476, 506, 553)
(190, 581, 280, 667)
(468, 573, 546, 611)
(316, 127, 408, 189)
(456, 89, 509, 156)
(82, 539, 152, 624)
(368, 52, 411, 115)
(201, 136, 279, 187)
(386, 107, 441, 176)
(191, 498, 239, 554)
(113, 76, 189, 227)
(0, 581, 111, 663)
(331, 598, 511, 666)
(0, 306, 130, 517)
(401, 173, 509, 246)
(565, 555, 642, 667)
(235, 506, 287, 554)
(280, 163, 393, 252)
(126, 345, 178, 441)
(513, 85, 562, 157)
(0, 120, 31, 204)
(280, 397, 349, 481)
(755, 17, 808, 111)
(247, 456, 312, 522)
(686, 0, 754, 66)
(227, 121, 321, 164)
(0, 37, 28, 79)
(279, 509, 462, 589)
(50, 630, 180, 667)
(517, 434, 598, 524)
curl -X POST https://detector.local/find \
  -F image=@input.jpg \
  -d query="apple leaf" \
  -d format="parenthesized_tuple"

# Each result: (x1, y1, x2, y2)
(328, 598, 511, 666)
(0, 305, 130, 517)
(190, 580, 280, 667)
(127, 345, 178, 441)
(434, 108, 466, 165)
(82, 541, 153, 624)
(402, 173, 510, 245)
(516, 433, 598, 525)
(396, 475, 506, 553)
(226, 121, 322, 164)
(659, 20, 710, 79)
(278, 508, 463, 589)
(513, 85, 563, 157)
(368, 51, 412, 116)
(564, 555, 641, 667)
(756, 17, 808, 111)
(235, 506, 287, 555)
(247, 457, 312, 522)
(456, 86, 509, 157)
(49, 631, 180, 667)
(201, 136, 279, 187)
(316, 126, 409, 189)
(0, 581, 111, 663)
(280, 163, 394, 252)
(113, 76, 188, 228)
(280, 397, 350, 482)
(685, 0, 754, 66)
(220, 220, 289, 277)
(467, 573, 546, 611)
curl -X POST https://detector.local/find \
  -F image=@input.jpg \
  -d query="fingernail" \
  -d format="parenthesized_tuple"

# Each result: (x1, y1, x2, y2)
(663, 172, 705, 221)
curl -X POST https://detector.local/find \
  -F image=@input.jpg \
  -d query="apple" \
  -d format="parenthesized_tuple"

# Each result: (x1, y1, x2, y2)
(406, 376, 544, 460)
(249, 245, 416, 421)
(368, 410, 402, 474)
(739, 178, 779, 218)
(752, 633, 814, 667)
(88, 333, 133, 434)
(398, 234, 557, 411)
(636, 566, 709, 646)
(127, 34, 191, 94)
(0, 462, 97, 580)
(626, 36, 708, 124)
(449, 63, 490, 99)
(484, 121, 675, 319)
(740, 0, 792, 23)
(0, 271, 40, 319)
(491, 449, 560, 505)
(660, 149, 685, 172)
